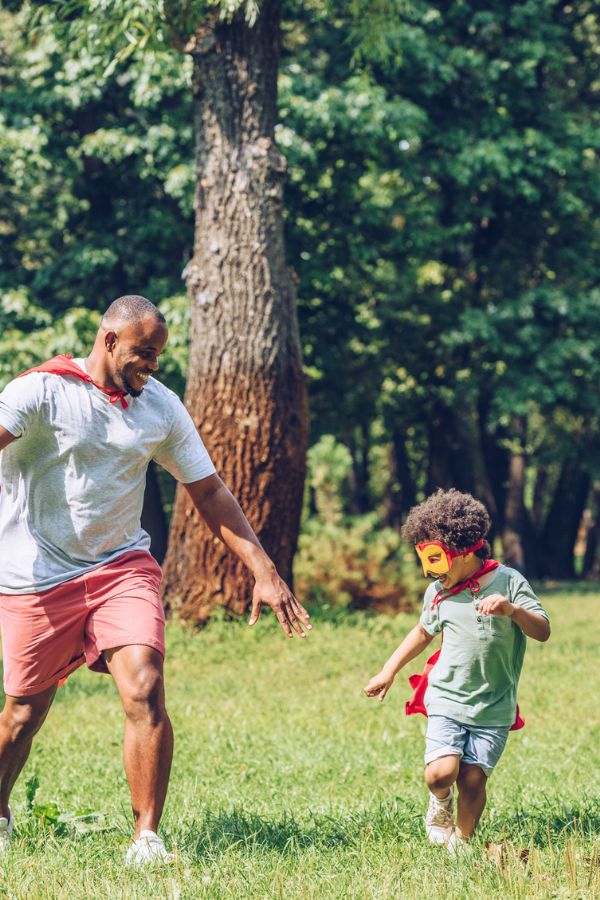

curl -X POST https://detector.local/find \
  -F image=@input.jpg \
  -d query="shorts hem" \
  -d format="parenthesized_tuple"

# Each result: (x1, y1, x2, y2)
(3, 656, 85, 698)
(424, 747, 463, 766)
(463, 759, 494, 777)
(87, 637, 166, 672)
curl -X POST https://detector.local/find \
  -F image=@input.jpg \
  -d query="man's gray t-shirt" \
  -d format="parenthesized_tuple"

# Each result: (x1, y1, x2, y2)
(419, 565, 549, 727)
(0, 360, 215, 593)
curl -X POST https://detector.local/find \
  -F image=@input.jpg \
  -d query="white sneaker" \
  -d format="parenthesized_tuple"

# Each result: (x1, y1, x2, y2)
(447, 832, 474, 858)
(425, 786, 454, 844)
(0, 810, 14, 854)
(125, 830, 176, 868)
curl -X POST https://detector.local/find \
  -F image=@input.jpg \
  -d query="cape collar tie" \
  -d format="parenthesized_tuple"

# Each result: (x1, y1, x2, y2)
(430, 559, 500, 609)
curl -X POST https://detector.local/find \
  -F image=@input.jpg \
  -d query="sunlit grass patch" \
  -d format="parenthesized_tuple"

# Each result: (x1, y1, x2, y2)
(0, 589, 598, 896)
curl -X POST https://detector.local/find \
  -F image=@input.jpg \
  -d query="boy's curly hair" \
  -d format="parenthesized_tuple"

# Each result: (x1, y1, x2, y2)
(402, 489, 491, 558)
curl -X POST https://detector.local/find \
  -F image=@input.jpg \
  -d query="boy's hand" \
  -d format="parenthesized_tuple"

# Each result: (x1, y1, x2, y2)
(363, 671, 395, 702)
(477, 593, 515, 617)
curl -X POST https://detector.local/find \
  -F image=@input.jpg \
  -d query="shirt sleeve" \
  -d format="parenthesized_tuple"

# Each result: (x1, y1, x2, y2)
(152, 395, 216, 484)
(419, 582, 443, 635)
(509, 571, 550, 621)
(0, 374, 44, 437)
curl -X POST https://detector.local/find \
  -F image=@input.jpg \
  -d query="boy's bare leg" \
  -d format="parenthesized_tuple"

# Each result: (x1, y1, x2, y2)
(0, 686, 57, 816)
(455, 762, 487, 839)
(424, 755, 460, 798)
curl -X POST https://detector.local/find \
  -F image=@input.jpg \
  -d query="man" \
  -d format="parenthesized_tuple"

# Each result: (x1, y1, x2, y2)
(0, 294, 311, 866)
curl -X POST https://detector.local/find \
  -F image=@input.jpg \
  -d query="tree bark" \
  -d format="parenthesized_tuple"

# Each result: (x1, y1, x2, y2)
(538, 459, 590, 579)
(141, 461, 169, 564)
(346, 423, 371, 515)
(500, 418, 536, 575)
(426, 403, 497, 522)
(384, 429, 416, 527)
(162, 0, 309, 623)
(582, 484, 600, 578)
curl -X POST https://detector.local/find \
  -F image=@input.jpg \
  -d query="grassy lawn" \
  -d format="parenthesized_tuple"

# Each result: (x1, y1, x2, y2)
(0, 589, 598, 898)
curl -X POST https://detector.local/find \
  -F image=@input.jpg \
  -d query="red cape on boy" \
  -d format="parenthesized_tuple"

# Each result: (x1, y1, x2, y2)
(405, 559, 525, 731)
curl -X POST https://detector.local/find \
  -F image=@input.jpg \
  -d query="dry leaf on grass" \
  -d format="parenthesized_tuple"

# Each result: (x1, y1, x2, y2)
(485, 841, 530, 869)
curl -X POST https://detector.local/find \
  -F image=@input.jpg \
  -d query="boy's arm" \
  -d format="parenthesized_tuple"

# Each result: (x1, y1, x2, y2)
(477, 593, 550, 642)
(364, 623, 434, 702)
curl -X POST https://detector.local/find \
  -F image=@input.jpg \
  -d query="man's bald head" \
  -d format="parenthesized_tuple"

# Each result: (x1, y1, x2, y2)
(102, 295, 166, 329)
(91, 295, 169, 398)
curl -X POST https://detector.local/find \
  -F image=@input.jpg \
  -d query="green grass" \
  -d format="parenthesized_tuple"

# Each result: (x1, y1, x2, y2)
(1, 591, 599, 898)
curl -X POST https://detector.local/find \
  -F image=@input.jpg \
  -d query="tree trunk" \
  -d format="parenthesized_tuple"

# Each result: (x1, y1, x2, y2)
(501, 418, 536, 575)
(426, 408, 454, 492)
(141, 461, 169, 564)
(346, 423, 371, 514)
(583, 484, 600, 578)
(426, 403, 497, 522)
(384, 429, 416, 527)
(162, 0, 309, 623)
(478, 398, 509, 536)
(538, 459, 590, 579)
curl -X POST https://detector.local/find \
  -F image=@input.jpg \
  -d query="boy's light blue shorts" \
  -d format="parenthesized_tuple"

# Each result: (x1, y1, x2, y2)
(424, 715, 509, 777)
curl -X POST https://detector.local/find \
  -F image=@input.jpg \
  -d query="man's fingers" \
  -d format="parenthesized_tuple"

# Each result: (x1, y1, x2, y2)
(274, 605, 293, 638)
(248, 598, 262, 626)
(291, 596, 312, 628)
(283, 600, 308, 638)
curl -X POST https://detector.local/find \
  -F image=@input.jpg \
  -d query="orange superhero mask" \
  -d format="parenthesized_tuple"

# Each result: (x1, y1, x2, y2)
(415, 539, 485, 576)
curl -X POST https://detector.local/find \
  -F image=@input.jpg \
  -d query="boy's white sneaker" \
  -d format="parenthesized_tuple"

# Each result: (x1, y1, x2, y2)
(447, 832, 474, 858)
(425, 786, 454, 844)
(0, 810, 14, 854)
(125, 830, 176, 868)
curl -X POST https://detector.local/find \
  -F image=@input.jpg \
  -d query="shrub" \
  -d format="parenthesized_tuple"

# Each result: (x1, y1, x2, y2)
(294, 513, 422, 614)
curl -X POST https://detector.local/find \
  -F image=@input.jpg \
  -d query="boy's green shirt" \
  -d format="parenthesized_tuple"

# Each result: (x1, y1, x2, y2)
(419, 564, 549, 727)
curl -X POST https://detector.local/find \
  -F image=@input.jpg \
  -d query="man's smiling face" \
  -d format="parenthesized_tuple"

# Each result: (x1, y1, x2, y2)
(106, 315, 168, 397)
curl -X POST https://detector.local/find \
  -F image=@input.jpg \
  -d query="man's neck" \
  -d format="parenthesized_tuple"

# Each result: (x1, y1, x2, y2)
(85, 351, 118, 392)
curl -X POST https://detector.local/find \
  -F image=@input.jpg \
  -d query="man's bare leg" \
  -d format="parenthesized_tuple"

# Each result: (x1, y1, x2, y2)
(103, 645, 173, 838)
(455, 762, 488, 839)
(0, 685, 57, 817)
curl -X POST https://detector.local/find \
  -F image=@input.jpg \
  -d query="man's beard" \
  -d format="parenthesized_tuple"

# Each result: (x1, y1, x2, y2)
(116, 365, 144, 398)
(123, 377, 143, 398)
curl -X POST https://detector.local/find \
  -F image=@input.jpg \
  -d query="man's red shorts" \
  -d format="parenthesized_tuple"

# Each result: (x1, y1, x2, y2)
(0, 551, 165, 697)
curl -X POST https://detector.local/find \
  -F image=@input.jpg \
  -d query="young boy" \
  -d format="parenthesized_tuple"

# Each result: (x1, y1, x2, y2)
(364, 489, 550, 852)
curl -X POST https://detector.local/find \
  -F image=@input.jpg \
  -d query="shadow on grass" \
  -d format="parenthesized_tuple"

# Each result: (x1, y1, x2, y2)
(178, 800, 421, 858)
(496, 797, 600, 846)
(176, 795, 600, 861)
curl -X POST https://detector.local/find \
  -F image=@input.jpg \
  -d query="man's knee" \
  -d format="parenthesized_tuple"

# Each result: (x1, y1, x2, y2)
(120, 668, 166, 724)
(1, 695, 53, 743)
(457, 763, 487, 798)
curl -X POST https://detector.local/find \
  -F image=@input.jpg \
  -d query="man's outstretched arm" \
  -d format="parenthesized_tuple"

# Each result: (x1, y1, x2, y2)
(183, 474, 311, 638)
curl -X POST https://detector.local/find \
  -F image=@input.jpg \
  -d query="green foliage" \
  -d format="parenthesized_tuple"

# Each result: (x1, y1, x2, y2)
(0, 7, 194, 318)
(295, 513, 422, 611)
(22, 774, 107, 837)
(305, 434, 353, 523)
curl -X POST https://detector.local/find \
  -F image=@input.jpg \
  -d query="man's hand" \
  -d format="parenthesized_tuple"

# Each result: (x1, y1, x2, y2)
(184, 476, 312, 639)
(249, 570, 312, 638)
(477, 593, 514, 617)
(363, 670, 395, 702)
